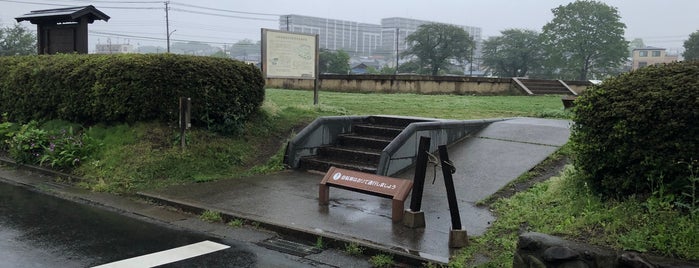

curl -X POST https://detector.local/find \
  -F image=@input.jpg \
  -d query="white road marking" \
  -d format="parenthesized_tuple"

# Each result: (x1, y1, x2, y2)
(93, 240, 230, 268)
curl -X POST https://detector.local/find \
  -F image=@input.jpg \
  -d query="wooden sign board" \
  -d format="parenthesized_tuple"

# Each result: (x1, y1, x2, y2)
(319, 167, 413, 222)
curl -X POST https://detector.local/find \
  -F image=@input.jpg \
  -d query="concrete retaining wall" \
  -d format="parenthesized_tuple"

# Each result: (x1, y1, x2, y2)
(266, 75, 591, 95)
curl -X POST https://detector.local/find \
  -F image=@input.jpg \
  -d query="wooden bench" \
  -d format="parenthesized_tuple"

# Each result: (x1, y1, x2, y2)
(319, 167, 413, 222)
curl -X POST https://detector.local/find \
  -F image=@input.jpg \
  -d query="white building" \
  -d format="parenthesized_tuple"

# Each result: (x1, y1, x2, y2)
(279, 15, 482, 60)
(95, 43, 134, 54)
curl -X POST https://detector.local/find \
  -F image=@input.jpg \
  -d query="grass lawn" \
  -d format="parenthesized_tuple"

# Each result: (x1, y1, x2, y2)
(264, 88, 569, 119)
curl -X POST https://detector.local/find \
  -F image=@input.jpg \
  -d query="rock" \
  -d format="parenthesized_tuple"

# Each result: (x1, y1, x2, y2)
(513, 253, 525, 268)
(619, 252, 655, 268)
(543, 246, 579, 261)
(558, 260, 590, 268)
(526, 254, 547, 268)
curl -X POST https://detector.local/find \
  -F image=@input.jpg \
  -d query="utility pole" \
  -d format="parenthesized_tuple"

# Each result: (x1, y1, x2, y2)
(286, 15, 290, 31)
(395, 27, 399, 75)
(165, 1, 171, 53)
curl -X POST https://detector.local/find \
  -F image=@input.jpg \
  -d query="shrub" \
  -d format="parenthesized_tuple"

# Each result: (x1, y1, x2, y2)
(0, 54, 265, 135)
(6, 121, 97, 170)
(571, 61, 699, 200)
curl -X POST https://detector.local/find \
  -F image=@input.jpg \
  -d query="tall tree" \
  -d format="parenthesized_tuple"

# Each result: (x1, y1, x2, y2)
(0, 23, 36, 56)
(229, 39, 260, 58)
(628, 38, 645, 57)
(403, 23, 474, 76)
(540, 0, 628, 80)
(482, 29, 543, 77)
(319, 49, 350, 74)
(683, 30, 699, 61)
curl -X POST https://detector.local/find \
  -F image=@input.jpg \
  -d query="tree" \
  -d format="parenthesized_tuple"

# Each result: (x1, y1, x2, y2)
(403, 23, 474, 76)
(683, 30, 699, 61)
(0, 23, 36, 56)
(628, 38, 645, 57)
(229, 39, 260, 58)
(210, 50, 230, 58)
(540, 0, 628, 80)
(482, 29, 543, 77)
(319, 49, 349, 74)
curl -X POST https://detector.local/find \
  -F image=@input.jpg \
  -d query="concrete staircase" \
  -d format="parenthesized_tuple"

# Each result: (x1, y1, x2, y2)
(513, 78, 577, 96)
(298, 116, 422, 174)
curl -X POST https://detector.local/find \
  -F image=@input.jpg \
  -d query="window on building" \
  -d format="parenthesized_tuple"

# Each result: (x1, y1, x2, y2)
(638, 61, 647, 68)
(639, 51, 648, 57)
(652, 51, 661, 57)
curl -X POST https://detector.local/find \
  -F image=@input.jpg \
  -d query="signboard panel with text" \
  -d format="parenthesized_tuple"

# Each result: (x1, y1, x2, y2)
(261, 29, 318, 79)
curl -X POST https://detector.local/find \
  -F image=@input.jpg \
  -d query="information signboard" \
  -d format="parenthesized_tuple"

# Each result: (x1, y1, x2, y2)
(261, 29, 318, 79)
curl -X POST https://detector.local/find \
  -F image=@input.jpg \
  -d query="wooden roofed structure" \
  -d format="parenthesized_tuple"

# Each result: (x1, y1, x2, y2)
(16, 5, 110, 54)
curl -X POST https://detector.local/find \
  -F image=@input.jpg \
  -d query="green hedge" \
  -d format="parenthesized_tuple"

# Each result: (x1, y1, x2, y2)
(0, 54, 265, 133)
(571, 61, 699, 200)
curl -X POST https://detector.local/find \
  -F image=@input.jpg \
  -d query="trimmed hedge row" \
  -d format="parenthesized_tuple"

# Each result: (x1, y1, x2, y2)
(571, 61, 698, 200)
(0, 54, 265, 133)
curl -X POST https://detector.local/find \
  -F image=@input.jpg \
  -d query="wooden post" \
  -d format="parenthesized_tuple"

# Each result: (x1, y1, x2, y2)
(179, 97, 190, 149)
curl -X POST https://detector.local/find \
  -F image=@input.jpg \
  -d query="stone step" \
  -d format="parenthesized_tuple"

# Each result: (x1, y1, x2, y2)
(529, 88, 570, 95)
(338, 134, 393, 150)
(318, 146, 382, 163)
(367, 116, 425, 128)
(298, 157, 377, 174)
(353, 124, 404, 138)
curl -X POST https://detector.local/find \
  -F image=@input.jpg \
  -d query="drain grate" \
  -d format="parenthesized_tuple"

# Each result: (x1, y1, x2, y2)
(258, 237, 322, 257)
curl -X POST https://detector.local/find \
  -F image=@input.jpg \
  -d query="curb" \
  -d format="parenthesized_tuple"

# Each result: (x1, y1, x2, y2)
(137, 191, 442, 266)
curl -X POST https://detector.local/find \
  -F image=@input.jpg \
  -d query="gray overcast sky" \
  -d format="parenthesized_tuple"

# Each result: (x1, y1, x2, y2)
(1, 0, 697, 53)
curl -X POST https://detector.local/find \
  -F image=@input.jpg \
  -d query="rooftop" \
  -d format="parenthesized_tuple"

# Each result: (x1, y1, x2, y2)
(15, 5, 109, 24)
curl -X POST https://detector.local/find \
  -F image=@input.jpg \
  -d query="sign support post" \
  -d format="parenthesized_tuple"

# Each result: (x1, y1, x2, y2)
(438, 145, 468, 247)
(404, 136, 430, 228)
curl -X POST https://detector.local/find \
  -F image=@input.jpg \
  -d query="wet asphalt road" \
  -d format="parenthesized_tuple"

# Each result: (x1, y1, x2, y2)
(0, 182, 306, 268)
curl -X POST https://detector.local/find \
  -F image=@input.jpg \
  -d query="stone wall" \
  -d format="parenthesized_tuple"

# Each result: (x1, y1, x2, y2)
(515, 232, 698, 268)
(266, 75, 591, 95)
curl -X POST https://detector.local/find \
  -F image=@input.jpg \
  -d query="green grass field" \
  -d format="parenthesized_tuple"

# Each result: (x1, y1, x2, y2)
(264, 88, 569, 119)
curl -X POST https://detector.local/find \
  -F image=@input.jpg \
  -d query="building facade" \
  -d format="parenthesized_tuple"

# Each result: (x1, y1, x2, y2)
(631, 46, 678, 70)
(279, 15, 482, 60)
(95, 43, 134, 54)
(279, 14, 381, 56)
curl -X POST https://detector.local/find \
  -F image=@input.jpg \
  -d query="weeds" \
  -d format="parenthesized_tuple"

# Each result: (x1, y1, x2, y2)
(368, 254, 394, 268)
(227, 218, 244, 227)
(344, 242, 363, 256)
(199, 210, 222, 223)
(315, 236, 324, 249)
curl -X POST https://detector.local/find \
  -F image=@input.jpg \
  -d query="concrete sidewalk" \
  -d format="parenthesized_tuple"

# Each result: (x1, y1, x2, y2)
(140, 117, 572, 264)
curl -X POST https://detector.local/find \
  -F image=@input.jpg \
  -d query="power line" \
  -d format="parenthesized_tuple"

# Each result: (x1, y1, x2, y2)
(169, 1, 280, 17)
(0, 0, 73, 7)
(0, 0, 160, 9)
(91, 30, 255, 46)
(169, 8, 277, 22)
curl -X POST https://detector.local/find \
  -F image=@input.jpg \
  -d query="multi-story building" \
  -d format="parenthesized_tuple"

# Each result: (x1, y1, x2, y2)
(279, 14, 381, 56)
(279, 15, 482, 60)
(631, 46, 678, 70)
(95, 43, 134, 54)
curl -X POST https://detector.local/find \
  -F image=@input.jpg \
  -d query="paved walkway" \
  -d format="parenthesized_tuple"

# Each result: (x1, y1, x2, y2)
(141, 117, 572, 264)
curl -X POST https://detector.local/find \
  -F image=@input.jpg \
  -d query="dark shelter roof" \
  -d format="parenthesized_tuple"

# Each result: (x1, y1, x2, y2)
(15, 5, 110, 24)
